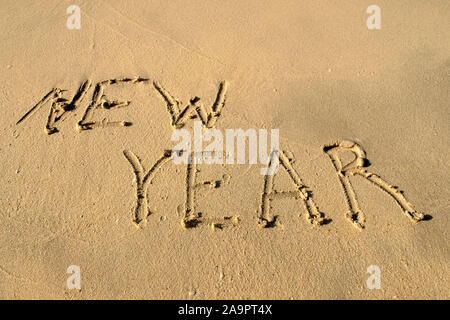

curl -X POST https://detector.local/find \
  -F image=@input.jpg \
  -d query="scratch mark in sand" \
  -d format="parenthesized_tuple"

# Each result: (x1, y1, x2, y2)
(323, 140, 426, 230)
(99, 0, 228, 67)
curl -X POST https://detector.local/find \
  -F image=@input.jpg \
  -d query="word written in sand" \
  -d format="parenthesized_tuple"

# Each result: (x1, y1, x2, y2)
(16, 77, 228, 134)
(124, 140, 427, 231)
(16, 76, 428, 231)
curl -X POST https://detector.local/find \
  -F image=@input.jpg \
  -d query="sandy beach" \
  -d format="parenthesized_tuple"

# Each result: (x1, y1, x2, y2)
(0, 0, 448, 299)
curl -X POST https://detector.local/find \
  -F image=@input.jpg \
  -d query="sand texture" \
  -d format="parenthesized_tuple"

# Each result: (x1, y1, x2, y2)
(0, 0, 449, 299)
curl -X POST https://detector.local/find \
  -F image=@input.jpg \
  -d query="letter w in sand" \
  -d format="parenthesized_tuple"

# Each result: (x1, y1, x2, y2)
(153, 81, 228, 129)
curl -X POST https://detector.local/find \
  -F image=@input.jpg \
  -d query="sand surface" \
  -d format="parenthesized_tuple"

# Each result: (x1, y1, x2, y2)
(0, 0, 449, 299)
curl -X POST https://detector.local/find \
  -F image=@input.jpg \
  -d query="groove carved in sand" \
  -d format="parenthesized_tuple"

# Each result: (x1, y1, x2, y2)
(17, 78, 226, 134)
(153, 81, 228, 129)
(123, 149, 172, 228)
(17, 77, 149, 134)
(179, 152, 238, 230)
(78, 77, 148, 131)
(323, 140, 425, 230)
(259, 150, 327, 228)
(16, 80, 92, 134)
(16, 77, 429, 232)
